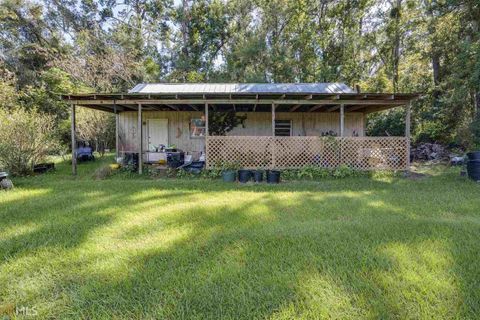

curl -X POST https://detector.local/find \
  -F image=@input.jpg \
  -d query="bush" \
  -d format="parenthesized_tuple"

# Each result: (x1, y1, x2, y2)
(0, 108, 59, 175)
(92, 165, 113, 180)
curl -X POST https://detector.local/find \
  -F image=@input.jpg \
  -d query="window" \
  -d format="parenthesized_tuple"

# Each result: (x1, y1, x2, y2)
(190, 118, 206, 137)
(275, 120, 292, 136)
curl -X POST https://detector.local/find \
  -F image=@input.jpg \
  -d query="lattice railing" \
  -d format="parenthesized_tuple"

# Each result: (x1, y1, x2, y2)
(206, 136, 408, 170)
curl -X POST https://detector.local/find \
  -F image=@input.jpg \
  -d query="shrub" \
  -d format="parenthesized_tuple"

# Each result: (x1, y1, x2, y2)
(0, 108, 59, 175)
(92, 165, 113, 180)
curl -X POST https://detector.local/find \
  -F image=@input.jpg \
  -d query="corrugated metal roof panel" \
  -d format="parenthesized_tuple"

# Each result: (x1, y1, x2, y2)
(128, 83, 355, 94)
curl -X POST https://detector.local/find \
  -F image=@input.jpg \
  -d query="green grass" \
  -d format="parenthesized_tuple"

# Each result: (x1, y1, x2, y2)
(1, 156, 480, 319)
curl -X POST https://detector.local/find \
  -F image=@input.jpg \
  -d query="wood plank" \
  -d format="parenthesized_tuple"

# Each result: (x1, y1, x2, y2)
(326, 105, 340, 112)
(340, 104, 345, 137)
(138, 104, 143, 174)
(115, 105, 119, 159)
(71, 104, 77, 175)
(71, 99, 409, 106)
(308, 105, 324, 112)
(290, 104, 302, 112)
(346, 105, 367, 112)
(405, 102, 411, 169)
(165, 104, 179, 111)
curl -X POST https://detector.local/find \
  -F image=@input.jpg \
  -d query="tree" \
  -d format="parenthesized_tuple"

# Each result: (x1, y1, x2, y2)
(0, 107, 59, 175)
(76, 108, 115, 155)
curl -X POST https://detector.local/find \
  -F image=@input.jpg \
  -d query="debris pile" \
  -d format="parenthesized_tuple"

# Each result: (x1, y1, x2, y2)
(411, 143, 447, 161)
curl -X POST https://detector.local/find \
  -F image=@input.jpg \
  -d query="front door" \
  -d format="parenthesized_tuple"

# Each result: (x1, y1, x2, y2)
(147, 119, 168, 150)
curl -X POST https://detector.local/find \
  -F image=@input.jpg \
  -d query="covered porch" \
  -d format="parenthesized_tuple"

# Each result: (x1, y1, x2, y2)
(63, 83, 418, 174)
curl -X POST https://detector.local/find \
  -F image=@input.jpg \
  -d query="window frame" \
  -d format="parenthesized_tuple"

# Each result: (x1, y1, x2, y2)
(190, 118, 206, 138)
(274, 119, 293, 136)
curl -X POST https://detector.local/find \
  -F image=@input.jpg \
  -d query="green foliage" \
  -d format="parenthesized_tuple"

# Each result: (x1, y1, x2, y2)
(0, 107, 59, 175)
(367, 109, 406, 137)
(208, 110, 247, 136)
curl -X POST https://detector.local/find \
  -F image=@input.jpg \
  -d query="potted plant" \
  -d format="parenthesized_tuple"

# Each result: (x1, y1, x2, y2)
(219, 161, 240, 182)
(252, 158, 269, 183)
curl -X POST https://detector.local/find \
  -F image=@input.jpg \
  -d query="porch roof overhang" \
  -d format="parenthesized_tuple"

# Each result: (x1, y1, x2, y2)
(61, 91, 420, 114)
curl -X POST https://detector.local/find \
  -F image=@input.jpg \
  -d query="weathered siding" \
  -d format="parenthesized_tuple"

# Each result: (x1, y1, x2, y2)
(118, 111, 364, 153)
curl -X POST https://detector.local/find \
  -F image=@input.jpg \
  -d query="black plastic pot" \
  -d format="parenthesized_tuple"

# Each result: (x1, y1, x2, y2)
(253, 170, 264, 183)
(266, 170, 281, 184)
(467, 151, 480, 160)
(238, 169, 252, 183)
(33, 163, 55, 174)
(222, 170, 236, 182)
(467, 160, 480, 181)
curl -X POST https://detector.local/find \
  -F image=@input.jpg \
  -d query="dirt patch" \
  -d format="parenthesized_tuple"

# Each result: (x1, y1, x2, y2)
(402, 171, 429, 180)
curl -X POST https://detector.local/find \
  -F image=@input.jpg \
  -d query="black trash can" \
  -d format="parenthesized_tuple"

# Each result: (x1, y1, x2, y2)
(467, 151, 480, 160)
(467, 159, 480, 181)
(238, 169, 252, 183)
(266, 170, 281, 184)
(253, 170, 264, 183)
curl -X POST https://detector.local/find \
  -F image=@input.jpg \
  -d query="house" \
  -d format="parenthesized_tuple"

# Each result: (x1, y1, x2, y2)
(63, 83, 419, 174)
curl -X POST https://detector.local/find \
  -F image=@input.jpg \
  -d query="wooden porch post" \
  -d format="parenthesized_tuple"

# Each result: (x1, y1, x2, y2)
(205, 102, 209, 167)
(271, 103, 276, 169)
(138, 103, 143, 174)
(405, 102, 412, 170)
(71, 104, 77, 175)
(114, 104, 119, 160)
(340, 104, 345, 137)
(271, 103, 276, 136)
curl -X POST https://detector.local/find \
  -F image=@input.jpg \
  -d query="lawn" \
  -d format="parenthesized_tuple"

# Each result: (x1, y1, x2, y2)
(1, 156, 480, 319)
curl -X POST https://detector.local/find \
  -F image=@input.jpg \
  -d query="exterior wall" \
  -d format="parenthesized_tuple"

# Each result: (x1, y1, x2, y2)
(229, 112, 364, 137)
(118, 111, 365, 153)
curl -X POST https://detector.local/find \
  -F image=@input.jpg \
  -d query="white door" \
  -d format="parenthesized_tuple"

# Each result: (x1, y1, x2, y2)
(147, 119, 168, 150)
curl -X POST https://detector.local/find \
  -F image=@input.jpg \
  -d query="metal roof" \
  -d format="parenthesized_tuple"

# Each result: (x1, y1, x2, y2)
(129, 83, 355, 94)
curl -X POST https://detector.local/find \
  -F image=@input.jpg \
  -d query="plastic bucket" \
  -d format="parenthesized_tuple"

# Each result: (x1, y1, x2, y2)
(222, 170, 236, 182)
(467, 152, 480, 160)
(238, 170, 252, 183)
(266, 170, 281, 184)
(253, 170, 264, 183)
(467, 160, 480, 181)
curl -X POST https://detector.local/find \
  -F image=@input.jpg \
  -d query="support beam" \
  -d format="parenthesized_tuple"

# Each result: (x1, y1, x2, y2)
(347, 105, 367, 112)
(205, 103, 209, 168)
(71, 104, 77, 175)
(205, 102, 209, 136)
(138, 104, 143, 174)
(308, 104, 324, 112)
(290, 104, 301, 112)
(114, 105, 119, 159)
(326, 105, 340, 112)
(271, 103, 276, 136)
(189, 104, 199, 111)
(271, 103, 276, 169)
(340, 104, 345, 137)
(164, 104, 179, 111)
(405, 102, 411, 169)
(71, 99, 409, 106)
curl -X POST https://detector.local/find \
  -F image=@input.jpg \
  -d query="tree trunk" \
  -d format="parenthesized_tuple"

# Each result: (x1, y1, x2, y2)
(392, 0, 402, 93)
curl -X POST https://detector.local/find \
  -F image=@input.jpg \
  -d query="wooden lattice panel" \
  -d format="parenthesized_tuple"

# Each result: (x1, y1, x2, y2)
(206, 136, 408, 170)
(206, 136, 274, 168)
